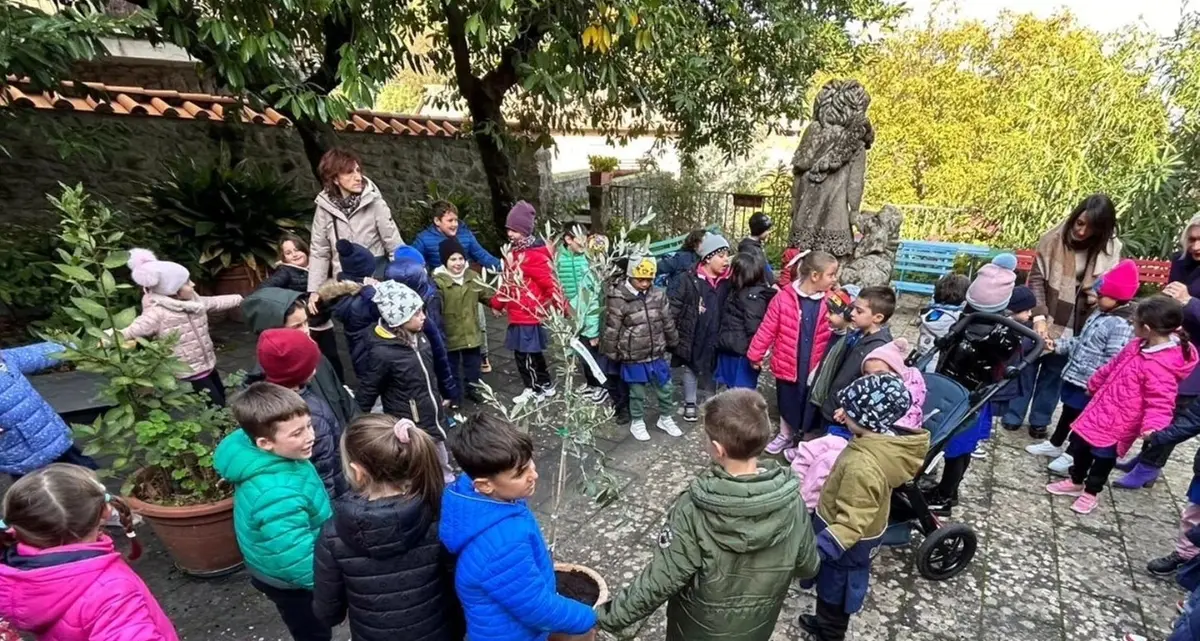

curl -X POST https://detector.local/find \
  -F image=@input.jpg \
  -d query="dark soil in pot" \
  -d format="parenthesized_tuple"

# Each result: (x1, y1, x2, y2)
(556, 569, 601, 606)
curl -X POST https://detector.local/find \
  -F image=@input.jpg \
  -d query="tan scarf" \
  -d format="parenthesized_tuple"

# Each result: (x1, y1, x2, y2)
(1035, 223, 1122, 332)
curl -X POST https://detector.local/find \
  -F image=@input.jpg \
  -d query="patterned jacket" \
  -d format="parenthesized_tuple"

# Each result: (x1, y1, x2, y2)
(1056, 305, 1135, 388)
(601, 282, 678, 364)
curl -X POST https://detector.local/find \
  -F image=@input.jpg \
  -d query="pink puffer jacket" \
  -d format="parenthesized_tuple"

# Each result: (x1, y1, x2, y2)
(747, 286, 832, 383)
(791, 433, 850, 510)
(121, 292, 242, 377)
(0, 537, 179, 641)
(1073, 337, 1199, 457)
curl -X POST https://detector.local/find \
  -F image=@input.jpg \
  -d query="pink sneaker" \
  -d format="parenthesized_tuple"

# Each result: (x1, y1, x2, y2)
(1046, 479, 1084, 496)
(1071, 493, 1099, 514)
(765, 432, 791, 455)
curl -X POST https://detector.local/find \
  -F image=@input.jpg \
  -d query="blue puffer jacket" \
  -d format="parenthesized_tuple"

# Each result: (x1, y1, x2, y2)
(411, 224, 502, 272)
(1055, 305, 1135, 388)
(321, 280, 381, 381)
(656, 250, 698, 297)
(0, 343, 73, 475)
(385, 260, 459, 402)
(440, 475, 595, 641)
(301, 386, 347, 499)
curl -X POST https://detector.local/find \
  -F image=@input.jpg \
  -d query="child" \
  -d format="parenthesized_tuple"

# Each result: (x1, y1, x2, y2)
(240, 286, 356, 427)
(0, 464, 177, 640)
(214, 382, 334, 641)
(357, 281, 455, 482)
(817, 286, 897, 437)
(716, 252, 776, 390)
(747, 250, 839, 451)
(807, 285, 861, 419)
(601, 257, 681, 441)
(800, 374, 929, 641)
(0, 342, 98, 479)
(490, 201, 564, 403)
(440, 413, 596, 641)
(737, 212, 776, 285)
(556, 225, 607, 402)
(862, 338, 927, 430)
(1027, 260, 1138, 473)
(671, 232, 733, 422)
(122, 248, 242, 406)
(319, 240, 383, 382)
(388, 246, 460, 406)
(257, 328, 347, 499)
(313, 415, 461, 641)
(917, 273, 969, 371)
(990, 285, 1039, 435)
(260, 232, 344, 381)
(434, 237, 493, 404)
(596, 389, 820, 640)
(657, 228, 707, 297)
(1047, 295, 1198, 513)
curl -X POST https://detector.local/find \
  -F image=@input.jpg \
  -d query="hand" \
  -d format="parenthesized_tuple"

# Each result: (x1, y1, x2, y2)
(750, 361, 761, 370)
(363, 277, 380, 287)
(1165, 281, 1193, 305)
(307, 292, 320, 315)
(491, 308, 502, 317)
(1044, 337, 1055, 353)
(590, 337, 599, 347)
(833, 408, 846, 424)
(1033, 318, 1049, 339)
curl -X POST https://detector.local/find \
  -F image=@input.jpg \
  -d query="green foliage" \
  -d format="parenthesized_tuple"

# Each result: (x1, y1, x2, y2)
(41, 184, 235, 504)
(0, 225, 63, 315)
(143, 151, 311, 281)
(587, 155, 619, 173)
(375, 69, 432, 114)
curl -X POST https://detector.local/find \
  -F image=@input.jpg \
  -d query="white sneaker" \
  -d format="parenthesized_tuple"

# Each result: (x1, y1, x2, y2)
(1025, 440, 1064, 458)
(630, 419, 650, 441)
(590, 387, 610, 404)
(971, 443, 989, 459)
(538, 386, 556, 399)
(657, 416, 683, 437)
(1048, 453, 1073, 477)
(514, 388, 538, 404)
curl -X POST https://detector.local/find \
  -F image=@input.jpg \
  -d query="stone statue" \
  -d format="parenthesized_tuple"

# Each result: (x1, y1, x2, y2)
(789, 79, 875, 263)
(838, 205, 903, 289)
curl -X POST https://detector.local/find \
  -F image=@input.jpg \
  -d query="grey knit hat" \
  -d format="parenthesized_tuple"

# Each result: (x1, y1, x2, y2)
(374, 280, 424, 328)
(697, 233, 730, 261)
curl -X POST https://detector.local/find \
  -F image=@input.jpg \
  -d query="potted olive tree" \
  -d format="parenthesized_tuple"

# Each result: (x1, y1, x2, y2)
(44, 185, 241, 577)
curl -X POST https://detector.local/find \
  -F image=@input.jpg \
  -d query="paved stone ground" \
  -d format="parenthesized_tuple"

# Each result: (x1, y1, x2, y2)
(12, 297, 1198, 640)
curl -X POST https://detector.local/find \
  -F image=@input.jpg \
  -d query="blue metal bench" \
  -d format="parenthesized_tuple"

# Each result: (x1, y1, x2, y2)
(892, 241, 991, 295)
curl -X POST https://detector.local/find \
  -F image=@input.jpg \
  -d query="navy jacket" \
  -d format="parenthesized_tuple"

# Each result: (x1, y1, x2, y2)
(656, 250, 699, 297)
(1170, 252, 1200, 396)
(301, 386, 347, 499)
(385, 260, 459, 402)
(411, 224, 501, 272)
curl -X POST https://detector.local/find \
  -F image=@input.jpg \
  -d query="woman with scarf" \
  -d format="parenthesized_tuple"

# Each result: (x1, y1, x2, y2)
(306, 148, 405, 310)
(1001, 194, 1122, 438)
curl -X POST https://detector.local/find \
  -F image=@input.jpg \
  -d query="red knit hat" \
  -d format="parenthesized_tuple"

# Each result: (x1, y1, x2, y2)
(1095, 259, 1140, 302)
(257, 328, 320, 389)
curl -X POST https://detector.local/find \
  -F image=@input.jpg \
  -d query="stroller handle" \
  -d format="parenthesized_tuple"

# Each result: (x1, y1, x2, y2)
(914, 312, 1046, 376)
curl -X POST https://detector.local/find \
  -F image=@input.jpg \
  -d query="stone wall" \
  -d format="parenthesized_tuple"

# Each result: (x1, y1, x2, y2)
(0, 109, 545, 239)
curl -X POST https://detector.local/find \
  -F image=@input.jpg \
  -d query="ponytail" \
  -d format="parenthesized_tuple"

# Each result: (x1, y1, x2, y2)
(341, 414, 446, 514)
(1181, 326, 1194, 362)
(105, 494, 142, 561)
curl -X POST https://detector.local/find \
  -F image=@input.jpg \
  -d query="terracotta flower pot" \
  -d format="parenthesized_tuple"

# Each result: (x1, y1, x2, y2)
(125, 495, 243, 577)
(550, 562, 608, 641)
(589, 171, 613, 187)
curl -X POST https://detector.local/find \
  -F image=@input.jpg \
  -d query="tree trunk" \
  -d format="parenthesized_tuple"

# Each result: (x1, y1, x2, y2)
(464, 94, 517, 233)
(294, 118, 338, 183)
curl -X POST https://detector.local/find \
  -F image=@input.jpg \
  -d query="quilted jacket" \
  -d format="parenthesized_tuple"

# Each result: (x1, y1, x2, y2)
(490, 240, 565, 326)
(670, 266, 732, 376)
(1055, 305, 1135, 388)
(0, 342, 73, 475)
(321, 279, 380, 380)
(1072, 338, 1199, 457)
(356, 327, 449, 441)
(717, 285, 776, 356)
(301, 386, 347, 499)
(440, 475, 595, 641)
(596, 462, 818, 641)
(0, 537, 178, 641)
(213, 429, 333, 589)
(411, 223, 502, 272)
(433, 267, 492, 351)
(746, 286, 833, 383)
(600, 282, 678, 364)
(386, 260, 458, 402)
(313, 493, 461, 641)
(121, 292, 242, 378)
(308, 179, 404, 291)
(791, 432, 850, 510)
(555, 246, 601, 339)
(820, 328, 894, 422)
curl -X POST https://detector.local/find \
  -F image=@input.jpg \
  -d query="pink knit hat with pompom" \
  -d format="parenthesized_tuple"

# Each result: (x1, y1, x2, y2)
(862, 338, 913, 376)
(127, 248, 190, 296)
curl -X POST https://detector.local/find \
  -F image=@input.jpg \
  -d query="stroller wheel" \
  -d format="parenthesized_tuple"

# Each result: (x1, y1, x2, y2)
(916, 523, 977, 581)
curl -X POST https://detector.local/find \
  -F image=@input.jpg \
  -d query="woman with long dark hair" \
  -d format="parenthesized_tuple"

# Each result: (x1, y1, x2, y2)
(1002, 194, 1122, 438)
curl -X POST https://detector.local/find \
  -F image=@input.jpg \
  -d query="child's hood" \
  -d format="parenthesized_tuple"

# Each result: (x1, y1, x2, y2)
(213, 428, 300, 485)
(686, 461, 802, 553)
(432, 265, 473, 287)
(242, 287, 306, 334)
(439, 474, 527, 555)
(0, 537, 121, 630)
(332, 493, 435, 559)
(850, 431, 930, 487)
(1143, 338, 1200, 383)
(385, 261, 436, 298)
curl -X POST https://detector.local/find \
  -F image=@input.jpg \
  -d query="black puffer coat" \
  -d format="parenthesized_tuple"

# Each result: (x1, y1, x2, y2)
(301, 386, 347, 499)
(258, 264, 332, 325)
(601, 282, 678, 363)
(717, 285, 775, 356)
(356, 328, 449, 441)
(670, 271, 732, 379)
(313, 493, 462, 641)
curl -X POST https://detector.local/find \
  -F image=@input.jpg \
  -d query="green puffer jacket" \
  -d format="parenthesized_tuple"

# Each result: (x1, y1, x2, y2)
(433, 267, 492, 351)
(596, 461, 819, 641)
(555, 246, 601, 339)
(214, 429, 333, 589)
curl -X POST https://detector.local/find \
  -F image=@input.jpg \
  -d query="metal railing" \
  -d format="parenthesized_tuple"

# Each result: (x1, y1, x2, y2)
(609, 184, 790, 252)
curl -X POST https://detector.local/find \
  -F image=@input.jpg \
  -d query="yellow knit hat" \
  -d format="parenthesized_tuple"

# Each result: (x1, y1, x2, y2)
(627, 257, 657, 279)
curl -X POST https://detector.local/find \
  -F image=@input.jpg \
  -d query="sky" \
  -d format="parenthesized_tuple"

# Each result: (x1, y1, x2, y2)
(900, 0, 1187, 35)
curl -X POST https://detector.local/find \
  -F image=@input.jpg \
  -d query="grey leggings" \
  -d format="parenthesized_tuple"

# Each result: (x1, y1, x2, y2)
(476, 304, 489, 358)
(682, 367, 698, 405)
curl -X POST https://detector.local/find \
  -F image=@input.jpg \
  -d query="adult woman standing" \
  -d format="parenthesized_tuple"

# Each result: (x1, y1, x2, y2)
(1002, 194, 1122, 438)
(306, 149, 405, 304)
(1116, 214, 1200, 491)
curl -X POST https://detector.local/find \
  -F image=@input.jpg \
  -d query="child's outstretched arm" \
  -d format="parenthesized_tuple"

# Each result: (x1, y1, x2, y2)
(88, 576, 177, 641)
(120, 311, 162, 342)
(312, 528, 349, 627)
(201, 294, 244, 314)
(474, 540, 596, 635)
(1, 342, 66, 375)
(595, 501, 702, 633)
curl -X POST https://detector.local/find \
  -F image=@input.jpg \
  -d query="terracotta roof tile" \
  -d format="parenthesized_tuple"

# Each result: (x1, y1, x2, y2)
(1, 77, 468, 137)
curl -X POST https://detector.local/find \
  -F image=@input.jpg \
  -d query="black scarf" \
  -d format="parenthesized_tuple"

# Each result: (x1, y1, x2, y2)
(326, 190, 363, 216)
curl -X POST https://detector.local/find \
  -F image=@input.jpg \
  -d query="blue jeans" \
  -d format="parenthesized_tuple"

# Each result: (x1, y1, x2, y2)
(1003, 352, 1066, 429)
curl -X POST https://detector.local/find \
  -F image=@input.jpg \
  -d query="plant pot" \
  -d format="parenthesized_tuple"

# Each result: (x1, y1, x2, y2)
(208, 264, 262, 322)
(125, 495, 243, 577)
(589, 171, 613, 187)
(550, 562, 608, 641)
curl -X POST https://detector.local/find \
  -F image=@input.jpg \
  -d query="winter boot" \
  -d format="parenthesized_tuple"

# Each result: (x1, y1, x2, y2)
(1114, 455, 1140, 473)
(1113, 463, 1160, 490)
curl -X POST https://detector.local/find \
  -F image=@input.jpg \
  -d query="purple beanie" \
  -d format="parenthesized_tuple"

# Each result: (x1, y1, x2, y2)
(965, 263, 1017, 313)
(506, 201, 537, 236)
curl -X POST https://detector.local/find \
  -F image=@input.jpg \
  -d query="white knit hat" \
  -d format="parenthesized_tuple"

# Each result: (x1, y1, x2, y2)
(127, 248, 190, 296)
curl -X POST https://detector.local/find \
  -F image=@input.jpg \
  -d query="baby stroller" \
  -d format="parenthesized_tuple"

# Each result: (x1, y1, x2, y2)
(889, 312, 1045, 580)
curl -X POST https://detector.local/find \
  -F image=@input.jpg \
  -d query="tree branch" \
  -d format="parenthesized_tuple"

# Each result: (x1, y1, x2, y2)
(480, 8, 552, 98)
(442, 1, 479, 100)
(302, 11, 353, 94)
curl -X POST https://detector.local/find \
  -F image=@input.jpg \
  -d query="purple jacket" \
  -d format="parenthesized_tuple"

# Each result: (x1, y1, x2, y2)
(1170, 253, 1200, 396)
